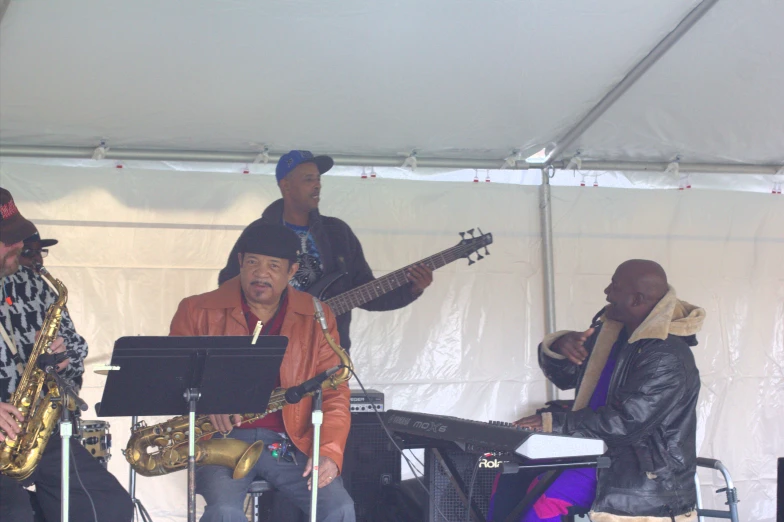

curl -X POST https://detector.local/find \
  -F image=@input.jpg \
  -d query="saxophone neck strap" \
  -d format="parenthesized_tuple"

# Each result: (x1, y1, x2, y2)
(0, 276, 24, 373)
(0, 313, 24, 374)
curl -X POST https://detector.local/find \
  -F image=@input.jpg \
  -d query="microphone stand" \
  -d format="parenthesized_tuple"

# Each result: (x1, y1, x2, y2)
(129, 416, 154, 522)
(309, 387, 324, 522)
(41, 362, 88, 522)
(184, 387, 201, 522)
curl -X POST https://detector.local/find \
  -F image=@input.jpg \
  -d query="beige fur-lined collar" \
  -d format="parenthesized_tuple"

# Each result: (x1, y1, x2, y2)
(625, 286, 705, 343)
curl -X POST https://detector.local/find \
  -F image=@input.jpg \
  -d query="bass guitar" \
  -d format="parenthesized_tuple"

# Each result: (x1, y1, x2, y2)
(307, 228, 492, 315)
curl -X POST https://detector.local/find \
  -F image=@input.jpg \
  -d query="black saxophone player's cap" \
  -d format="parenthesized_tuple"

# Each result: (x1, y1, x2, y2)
(237, 222, 301, 263)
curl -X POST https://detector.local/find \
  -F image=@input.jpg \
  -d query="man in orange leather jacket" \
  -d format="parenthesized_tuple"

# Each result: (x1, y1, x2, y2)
(169, 222, 354, 522)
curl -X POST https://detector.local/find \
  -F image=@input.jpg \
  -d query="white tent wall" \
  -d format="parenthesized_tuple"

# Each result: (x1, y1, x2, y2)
(1, 163, 782, 521)
(0, 163, 547, 521)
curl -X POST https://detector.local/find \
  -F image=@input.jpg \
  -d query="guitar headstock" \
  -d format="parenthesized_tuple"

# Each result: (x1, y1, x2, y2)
(458, 228, 493, 265)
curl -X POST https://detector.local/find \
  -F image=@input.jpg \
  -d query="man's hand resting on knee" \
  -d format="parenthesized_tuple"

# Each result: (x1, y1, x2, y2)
(303, 456, 339, 490)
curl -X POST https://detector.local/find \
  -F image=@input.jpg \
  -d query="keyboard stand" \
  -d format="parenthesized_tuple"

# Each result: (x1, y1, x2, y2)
(432, 448, 485, 522)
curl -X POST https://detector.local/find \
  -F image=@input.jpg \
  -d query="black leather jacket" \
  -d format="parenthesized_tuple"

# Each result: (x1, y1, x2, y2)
(540, 325, 700, 518)
(218, 199, 417, 348)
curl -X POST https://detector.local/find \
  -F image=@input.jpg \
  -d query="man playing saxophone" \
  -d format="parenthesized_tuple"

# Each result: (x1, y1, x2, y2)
(0, 188, 132, 522)
(169, 222, 355, 522)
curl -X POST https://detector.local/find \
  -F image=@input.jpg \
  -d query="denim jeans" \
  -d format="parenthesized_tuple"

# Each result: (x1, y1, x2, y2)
(196, 428, 355, 522)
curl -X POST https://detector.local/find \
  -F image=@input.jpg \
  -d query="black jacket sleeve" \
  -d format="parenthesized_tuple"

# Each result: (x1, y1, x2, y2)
(344, 226, 418, 312)
(551, 340, 688, 446)
(538, 329, 597, 391)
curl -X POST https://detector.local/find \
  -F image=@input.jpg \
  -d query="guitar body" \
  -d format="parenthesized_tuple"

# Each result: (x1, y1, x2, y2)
(306, 270, 347, 301)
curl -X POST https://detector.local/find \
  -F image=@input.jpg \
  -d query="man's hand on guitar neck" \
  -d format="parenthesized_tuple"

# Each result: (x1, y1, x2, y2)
(406, 263, 433, 297)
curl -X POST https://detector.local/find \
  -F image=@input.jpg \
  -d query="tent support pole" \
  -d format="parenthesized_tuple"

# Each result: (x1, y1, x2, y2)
(539, 168, 558, 402)
(1, 147, 778, 175)
(542, 0, 721, 166)
(0, 0, 11, 25)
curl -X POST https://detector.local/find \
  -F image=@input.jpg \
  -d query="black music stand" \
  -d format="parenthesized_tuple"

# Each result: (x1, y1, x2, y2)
(97, 335, 287, 522)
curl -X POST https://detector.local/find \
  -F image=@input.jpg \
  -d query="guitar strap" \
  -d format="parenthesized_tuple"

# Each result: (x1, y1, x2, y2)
(336, 256, 348, 275)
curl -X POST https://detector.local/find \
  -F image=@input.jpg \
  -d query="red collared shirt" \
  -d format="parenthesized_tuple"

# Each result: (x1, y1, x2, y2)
(238, 291, 288, 433)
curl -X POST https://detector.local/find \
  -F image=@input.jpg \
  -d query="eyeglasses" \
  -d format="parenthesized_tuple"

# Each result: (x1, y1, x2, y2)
(20, 248, 48, 259)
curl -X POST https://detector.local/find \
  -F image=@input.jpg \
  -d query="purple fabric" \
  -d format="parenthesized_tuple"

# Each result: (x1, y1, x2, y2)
(587, 330, 626, 411)
(487, 469, 598, 522)
(521, 469, 598, 522)
(487, 331, 628, 521)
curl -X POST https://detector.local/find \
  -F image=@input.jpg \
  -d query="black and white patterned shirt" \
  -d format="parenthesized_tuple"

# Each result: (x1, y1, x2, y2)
(0, 266, 88, 403)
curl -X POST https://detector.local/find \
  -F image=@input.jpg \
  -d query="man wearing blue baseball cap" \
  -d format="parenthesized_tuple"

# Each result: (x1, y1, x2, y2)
(219, 150, 433, 351)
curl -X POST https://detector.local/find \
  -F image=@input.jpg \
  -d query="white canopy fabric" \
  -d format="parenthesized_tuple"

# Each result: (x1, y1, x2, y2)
(1, 1, 783, 521)
(1, 0, 782, 168)
(2, 162, 782, 522)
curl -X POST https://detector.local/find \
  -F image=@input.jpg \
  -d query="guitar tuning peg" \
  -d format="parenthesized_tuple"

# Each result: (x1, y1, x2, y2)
(468, 258, 475, 266)
(459, 231, 466, 240)
(466, 228, 475, 237)
(484, 247, 490, 256)
(476, 253, 484, 261)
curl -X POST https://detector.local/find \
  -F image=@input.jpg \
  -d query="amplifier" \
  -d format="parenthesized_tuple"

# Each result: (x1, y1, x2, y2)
(778, 458, 783, 522)
(343, 411, 401, 522)
(349, 388, 384, 413)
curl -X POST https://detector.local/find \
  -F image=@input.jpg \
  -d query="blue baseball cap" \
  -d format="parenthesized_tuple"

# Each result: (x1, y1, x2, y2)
(275, 150, 334, 183)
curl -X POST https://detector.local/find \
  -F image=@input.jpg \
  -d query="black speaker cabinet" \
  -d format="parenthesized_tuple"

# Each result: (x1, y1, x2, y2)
(342, 413, 401, 522)
(426, 447, 502, 522)
(778, 457, 783, 522)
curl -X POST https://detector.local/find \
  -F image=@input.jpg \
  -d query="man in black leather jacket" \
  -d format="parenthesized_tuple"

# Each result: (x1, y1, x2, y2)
(219, 150, 433, 350)
(516, 260, 704, 522)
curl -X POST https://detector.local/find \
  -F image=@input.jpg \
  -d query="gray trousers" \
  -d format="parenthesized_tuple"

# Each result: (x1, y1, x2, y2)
(196, 427, 355, 522)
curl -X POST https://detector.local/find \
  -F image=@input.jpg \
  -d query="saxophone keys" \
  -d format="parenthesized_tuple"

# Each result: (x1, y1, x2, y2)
(162, 448, 180, 466)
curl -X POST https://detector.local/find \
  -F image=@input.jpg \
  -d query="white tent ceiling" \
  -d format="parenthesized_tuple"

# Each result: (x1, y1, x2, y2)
(1, 0, 781, 168)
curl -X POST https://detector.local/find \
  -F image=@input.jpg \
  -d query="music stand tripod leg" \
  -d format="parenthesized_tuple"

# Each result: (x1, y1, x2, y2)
(133, 498, 154, 522)
(128, 416, 154, 522)
(128, 415, 152, 522)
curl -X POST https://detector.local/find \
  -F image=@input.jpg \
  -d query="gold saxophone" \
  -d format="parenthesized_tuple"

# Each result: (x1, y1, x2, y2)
(0, 266, 71, 480)
(125, 297, 353, 478)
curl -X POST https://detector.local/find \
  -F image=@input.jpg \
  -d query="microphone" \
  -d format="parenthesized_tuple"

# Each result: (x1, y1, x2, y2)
(312, 297, 328, 331)
(37, 354, 88, 412)
(284, 364, 344, 404)
(37, 352, 68, 372)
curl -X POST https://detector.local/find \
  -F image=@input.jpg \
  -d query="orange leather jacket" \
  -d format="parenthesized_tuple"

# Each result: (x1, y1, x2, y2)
(169, 277, 351, 472)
